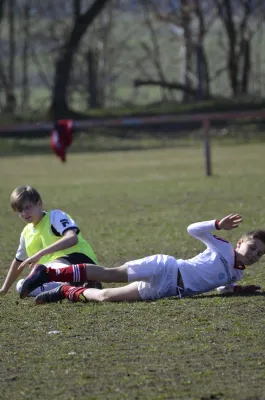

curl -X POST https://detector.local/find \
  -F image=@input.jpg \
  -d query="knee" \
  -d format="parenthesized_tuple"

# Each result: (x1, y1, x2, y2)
(16, 279, 24, 294)
(97, 289, 110, 302)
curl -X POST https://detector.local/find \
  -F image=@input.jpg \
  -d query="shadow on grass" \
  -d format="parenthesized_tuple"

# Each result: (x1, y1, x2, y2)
(178, 291, 265, 300)
(0, 133, 201, 158)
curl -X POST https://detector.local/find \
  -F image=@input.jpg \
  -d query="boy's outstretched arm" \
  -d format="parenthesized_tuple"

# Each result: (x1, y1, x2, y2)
(0, 258, 23, 295)
(187, 213, 243, 249)
(217, 284, 261, 295)
(18, 230, 78, 271)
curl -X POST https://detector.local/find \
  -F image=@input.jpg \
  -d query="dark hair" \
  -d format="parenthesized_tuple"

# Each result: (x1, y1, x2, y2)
(241, 230, 265, 245)
(10, 186, 42, 212)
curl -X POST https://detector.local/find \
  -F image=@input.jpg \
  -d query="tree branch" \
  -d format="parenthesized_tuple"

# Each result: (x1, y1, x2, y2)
(210, 65, 227, 82)
(134, 79, 199, 95)
(239, 0, 251, 42)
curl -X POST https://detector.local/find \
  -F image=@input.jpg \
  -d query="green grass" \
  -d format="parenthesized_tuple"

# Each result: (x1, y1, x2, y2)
(1, 143, 265, 399)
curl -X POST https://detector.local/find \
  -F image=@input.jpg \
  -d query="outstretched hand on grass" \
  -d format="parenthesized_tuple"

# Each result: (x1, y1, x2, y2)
(235, 285, 261, 294)
(218, 214, 243, 230)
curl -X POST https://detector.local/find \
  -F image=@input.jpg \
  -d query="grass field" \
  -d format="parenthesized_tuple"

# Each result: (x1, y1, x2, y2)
(1, 142, 265, 400)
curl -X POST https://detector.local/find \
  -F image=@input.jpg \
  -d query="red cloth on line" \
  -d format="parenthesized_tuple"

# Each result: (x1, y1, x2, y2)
(50, 119, 73, 162)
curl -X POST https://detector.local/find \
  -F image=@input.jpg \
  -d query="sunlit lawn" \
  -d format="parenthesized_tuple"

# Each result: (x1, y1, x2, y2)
(1, 142, 265, 400)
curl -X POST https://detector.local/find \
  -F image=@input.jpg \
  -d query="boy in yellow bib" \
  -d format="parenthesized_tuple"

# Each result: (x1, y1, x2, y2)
(0, 186, 101, 297)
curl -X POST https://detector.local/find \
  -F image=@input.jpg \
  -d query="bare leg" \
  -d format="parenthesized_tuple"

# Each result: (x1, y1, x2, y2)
(85, 263, 129, 283)
(83, 282, 141, 302)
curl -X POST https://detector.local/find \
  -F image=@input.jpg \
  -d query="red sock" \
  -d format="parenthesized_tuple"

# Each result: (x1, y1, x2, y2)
(61, 285, 87, 302)
(47, 264, 87, 283)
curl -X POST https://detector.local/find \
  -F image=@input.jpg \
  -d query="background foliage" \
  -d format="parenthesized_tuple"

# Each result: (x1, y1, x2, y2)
(0, 0, 265, 118)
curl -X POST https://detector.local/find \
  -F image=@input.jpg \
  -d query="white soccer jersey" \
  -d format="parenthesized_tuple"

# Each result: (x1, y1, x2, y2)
(177, 220, 244, 296)
(16, 210, 78, 261)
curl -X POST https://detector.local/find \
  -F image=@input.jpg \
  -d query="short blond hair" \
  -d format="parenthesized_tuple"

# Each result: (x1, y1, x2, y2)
(10, 186, 42, 212)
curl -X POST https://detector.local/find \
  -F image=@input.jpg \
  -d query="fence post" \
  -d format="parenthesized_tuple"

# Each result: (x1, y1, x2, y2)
(203, 118, 212, 176)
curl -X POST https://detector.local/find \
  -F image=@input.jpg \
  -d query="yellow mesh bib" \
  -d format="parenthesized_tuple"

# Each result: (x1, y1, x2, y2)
(22, 211, 98, 264)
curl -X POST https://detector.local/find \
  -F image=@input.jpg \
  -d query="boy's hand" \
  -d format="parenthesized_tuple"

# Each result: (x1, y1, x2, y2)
(18, 251, 44, 271)
(218, 214, 243, 230)
(0, 288, 7, 296)
(234, 284, 261, 294)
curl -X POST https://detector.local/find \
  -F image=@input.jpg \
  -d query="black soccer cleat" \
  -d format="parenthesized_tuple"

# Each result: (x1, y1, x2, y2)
(83, 280, 103, 290)
(20, 264, 49, 299)
(35, 285, 66, 305)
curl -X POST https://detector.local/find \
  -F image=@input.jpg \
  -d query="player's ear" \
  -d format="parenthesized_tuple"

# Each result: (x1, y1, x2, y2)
(236, 239, 243, 249)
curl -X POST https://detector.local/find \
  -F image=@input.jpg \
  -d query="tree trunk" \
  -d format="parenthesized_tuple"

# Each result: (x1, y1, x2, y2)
(87, 48, 102, 108)
(240, 39, 250, 94)
(0, 0, 6, 21)
(200, 45, 210, 99)
(215, 0, 254, 97)
(50, 0, 110, 119)
(181, 1, 194, 102)
(228, 47, 238, 95)
(6, 0, 16, 114)
(21, 0, 30, 111)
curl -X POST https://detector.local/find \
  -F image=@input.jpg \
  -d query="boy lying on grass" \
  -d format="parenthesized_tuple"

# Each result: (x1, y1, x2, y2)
(19, 214, 265, 304)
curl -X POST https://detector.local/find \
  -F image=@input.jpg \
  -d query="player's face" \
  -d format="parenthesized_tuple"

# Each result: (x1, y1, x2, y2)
(236, 238, 265, 266)
(17, 200, 43, 225)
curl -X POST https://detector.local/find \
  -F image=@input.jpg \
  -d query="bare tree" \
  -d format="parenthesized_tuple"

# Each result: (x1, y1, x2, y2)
(140, 1, 174, 101)
(0, 0, 8, 108)
(6, 0, 16, 113)
(135, 0, 216, 101)
(0, 0, 4, 20)
(0, 0, 16, 113)
(21, 0, 31, 111)
(51, 0, 111, 118)
(214, 0, 265, 96)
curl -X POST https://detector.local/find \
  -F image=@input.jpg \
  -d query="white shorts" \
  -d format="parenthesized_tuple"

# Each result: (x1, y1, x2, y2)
(46, 261, 68, 269)
(126, 254, 179, 300)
